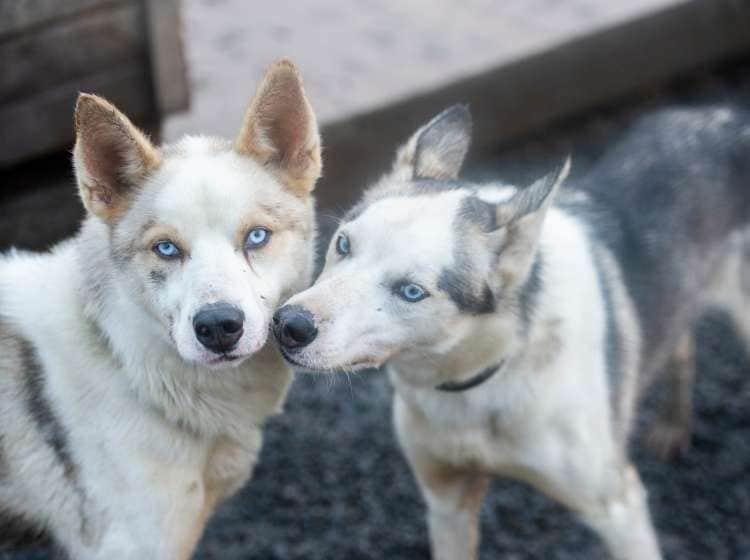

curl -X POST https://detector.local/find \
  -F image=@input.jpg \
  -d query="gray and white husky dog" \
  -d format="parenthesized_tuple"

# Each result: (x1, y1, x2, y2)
(0, 60, 322, 559)
(273, 104, 750, 559)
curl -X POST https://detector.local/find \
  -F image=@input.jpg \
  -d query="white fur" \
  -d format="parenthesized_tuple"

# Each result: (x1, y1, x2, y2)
(0, 136, 313, 558)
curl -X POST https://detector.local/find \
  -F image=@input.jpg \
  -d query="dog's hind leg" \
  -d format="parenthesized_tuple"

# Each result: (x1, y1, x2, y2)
(515, 413, 661, 559)
(723, 230, 750, 348)
(647, 229, 750, 460)
(646, 331, 694, 460)
(576, 463, 662, 560)
(707, 229, 750, 350)
(526, 449, 661, 559)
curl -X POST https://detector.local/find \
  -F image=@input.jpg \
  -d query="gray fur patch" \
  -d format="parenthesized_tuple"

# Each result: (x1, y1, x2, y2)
(437, 269, 495, 315)
(0, 434, 6, 480)
(149, 270, 167, 284)
(518, 252, 543, 332)
(591, 248, 622, 426)
(459, 196, 497, 233)
(559, 105, 750, 373)
(20, 338, 92, 545)
(437, 194, 498, 315)
(111, 239, 139, 267)
(21, 339, 78, 482)
(0, 510, 50, 551)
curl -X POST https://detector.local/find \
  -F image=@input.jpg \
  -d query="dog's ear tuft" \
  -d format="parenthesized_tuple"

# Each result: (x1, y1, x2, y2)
(73, 93, 160, 223)
(393, 104, 472, 181)
(235, 59, 321, 196)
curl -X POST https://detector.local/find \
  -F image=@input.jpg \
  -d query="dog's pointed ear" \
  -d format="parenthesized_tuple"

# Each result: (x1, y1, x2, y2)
(234, 59, 321, 196)
(496, 157, 570, 227)
(393, 104, 472, 181)
(73, 94, 161, 223)
(488, 158, 571, 288)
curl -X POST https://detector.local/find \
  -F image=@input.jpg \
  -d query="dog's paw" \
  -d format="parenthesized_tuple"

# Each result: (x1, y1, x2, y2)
(646, 420, 691, 461)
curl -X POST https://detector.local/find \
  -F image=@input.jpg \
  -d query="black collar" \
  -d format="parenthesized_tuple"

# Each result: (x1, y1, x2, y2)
(435, 360, 504, 393)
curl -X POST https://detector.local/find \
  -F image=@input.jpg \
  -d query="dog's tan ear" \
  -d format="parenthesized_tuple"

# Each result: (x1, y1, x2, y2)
(73, 94, 160, 223)
(235, 59, 321, 196)
(393, 104, 472, 181)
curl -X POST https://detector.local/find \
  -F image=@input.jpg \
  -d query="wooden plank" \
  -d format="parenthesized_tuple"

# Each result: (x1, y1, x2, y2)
(143, 0, 189, 114)
(0, 3, 147, 105)
(0, 64, 157, 167)
(316, 0, 750, 215)
(0, 0, 122, 37)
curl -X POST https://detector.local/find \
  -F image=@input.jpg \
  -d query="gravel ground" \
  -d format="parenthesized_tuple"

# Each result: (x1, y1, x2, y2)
(3, 65, 750, 560)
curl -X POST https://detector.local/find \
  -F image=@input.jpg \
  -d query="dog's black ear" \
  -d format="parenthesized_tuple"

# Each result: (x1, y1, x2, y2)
(235, 59, 321, 196)
(393, 104, 472, 181)
(73, 94, 161, 223)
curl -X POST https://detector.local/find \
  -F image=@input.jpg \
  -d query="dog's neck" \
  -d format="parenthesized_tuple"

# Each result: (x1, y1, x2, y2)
(389, 313, 520, 391)
(434, 360, 505, 392)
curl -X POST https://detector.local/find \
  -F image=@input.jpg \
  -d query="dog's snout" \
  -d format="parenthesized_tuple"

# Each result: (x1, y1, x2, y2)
(273, 305, 318, 349)
(193, 303, 245, 354)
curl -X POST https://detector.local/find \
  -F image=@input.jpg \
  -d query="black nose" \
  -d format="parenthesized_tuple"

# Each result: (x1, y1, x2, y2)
(273, 305, 318, 349)
(193, 303, 245, 354)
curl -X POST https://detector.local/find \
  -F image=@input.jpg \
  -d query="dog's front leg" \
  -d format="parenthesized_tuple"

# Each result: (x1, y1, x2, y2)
(394, 399, 488, 560)
(58, 462, 215, 560)
(415, 453, 489, 560)
(64, 504, 211, 560)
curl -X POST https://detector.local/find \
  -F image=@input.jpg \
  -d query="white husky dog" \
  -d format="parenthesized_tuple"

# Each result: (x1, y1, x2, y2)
(273, 104, 750, 559)
(0, 60, 321, 559)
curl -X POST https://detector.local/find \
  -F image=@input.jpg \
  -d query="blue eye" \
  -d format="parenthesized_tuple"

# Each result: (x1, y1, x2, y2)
(246, 227, 271, 249)
(396, 282, 428, 302)
(336, 233, 350, 256)
(153, 241, 181, 259)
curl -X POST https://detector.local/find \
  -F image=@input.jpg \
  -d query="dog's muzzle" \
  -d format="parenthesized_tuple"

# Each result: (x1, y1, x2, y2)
(273, 305, 318, 350)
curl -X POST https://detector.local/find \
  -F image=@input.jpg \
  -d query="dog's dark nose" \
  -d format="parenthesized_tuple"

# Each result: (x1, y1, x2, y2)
(193, 303, 245, 354)
(273, 305, 317, 349)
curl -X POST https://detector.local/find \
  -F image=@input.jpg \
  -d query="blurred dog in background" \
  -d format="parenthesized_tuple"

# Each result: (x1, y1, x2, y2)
(274, 104, 750, 559)
(0, 59, 321, 559)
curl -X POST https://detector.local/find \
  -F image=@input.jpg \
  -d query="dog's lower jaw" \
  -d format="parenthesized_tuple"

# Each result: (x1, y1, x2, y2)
(202, 352, 249, 370)
(279, 345, 388, 373)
